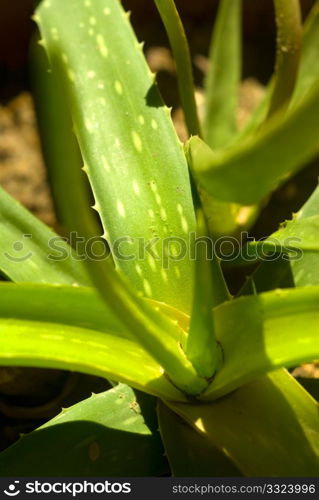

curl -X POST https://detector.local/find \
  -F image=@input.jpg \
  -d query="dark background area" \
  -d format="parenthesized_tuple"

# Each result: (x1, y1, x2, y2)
(0, 0, 316, 102)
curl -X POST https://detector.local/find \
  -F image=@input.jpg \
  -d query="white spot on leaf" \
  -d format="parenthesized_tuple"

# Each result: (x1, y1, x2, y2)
(117, 200, 126, 217)
(181, 216, 189, 233)
(132, 131, 142, 152)
(135, 264, 142, 276)
(161, 268, 168, 282)
(114, 80, 123, 95)
(143, 279, 152, 297)
(96, 34, 108, 57)
(132, 180, 140, 196)
(102, 156, 110, 173)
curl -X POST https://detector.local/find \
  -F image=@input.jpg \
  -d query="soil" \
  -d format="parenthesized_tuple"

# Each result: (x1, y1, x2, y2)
(0, 92, 56, 226)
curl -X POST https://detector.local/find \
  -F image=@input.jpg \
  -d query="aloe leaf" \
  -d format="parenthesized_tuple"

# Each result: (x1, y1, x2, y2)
(203, 286, 319, 400)
(0, 282, 191, 345)
(0, 186, 89, 285)
(236, 0, 319, 140)
(290, 184, 319, 286)
(0, 283, 129, 338)
(251, 214, 319, 253)
(267, 0, 302, 118)
(168, 370, 319, 476)
(30, 32, 95, 236)
(0, 384, 168, 476)
(204, 0, 242, 149)
(157, 401, 241, 477)
(0, 318, 185, 401)
(36, 0, 195, 314)
(291, 0, 319, 107)
(186, 210, 229, 378)
(240, 183, 319, 295)
(187, 79, 319, 205)
(153, 0, 201, 137)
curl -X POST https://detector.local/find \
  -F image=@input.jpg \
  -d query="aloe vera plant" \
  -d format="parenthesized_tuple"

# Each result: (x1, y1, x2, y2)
(1, 0, 319, 476)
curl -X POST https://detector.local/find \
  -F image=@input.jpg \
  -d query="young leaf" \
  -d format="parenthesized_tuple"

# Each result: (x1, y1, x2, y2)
(267, 0, 302, 118)
(153, 0, 201, 137)
(204, 286, 319, 400)
(0, 385, 168, 476)
(168, 370, 319, 476)
(0, 318, 185, 402)
(187, 79, 319, 205)
(0, 186, 89, 285)
(236, 0, 319, 140)
(36, 0, 195, 314)
(204, 0, 242, 149)
(291, 0, 319, 107)
(186, 210, 229, 378)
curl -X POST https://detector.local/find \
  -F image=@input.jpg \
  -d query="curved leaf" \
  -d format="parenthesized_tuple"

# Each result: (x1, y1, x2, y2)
(188, 79, 319, 205)
(0, 318, 185, 402)
(204, 286, 319, 400)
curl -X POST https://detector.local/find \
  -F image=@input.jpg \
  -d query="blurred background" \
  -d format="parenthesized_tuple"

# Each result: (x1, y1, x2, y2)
(0, 0, 318, 453)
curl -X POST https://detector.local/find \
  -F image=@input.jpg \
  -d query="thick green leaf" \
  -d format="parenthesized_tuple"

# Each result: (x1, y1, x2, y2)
(158, 401, 241, 477)
(0, 282, 190, 344)
(168, 370, 319, 476)
(187, 78, 319, 205)
(204, 0, 242, 149)
(203, 286, 319, 400)
(0, 318, 186, 402)
(0, 283, 128, 338)
(36, 0, 195, 314)
(0, 384, 168, 476)
(0, 186, 89, 285)
(35, 0, 212, 397)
